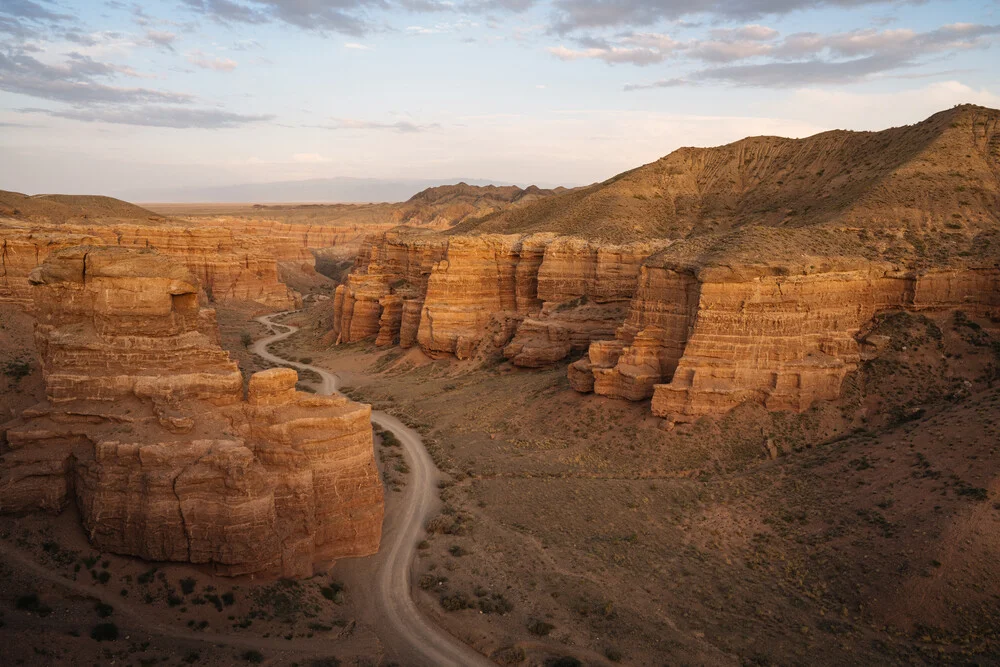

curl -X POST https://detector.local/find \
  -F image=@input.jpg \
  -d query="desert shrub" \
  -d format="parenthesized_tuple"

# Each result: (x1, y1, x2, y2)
(222, 591, 236, 606)
(320, 582, 344, 602)
(492, 646, 527, 665)
(310, 658, 342, 667)
(242, 650, 264, 663)
(605, 647, 623, 662)
(4, 358, 31, 382)
(439, 592, 470, 611)
(545, 658, 581, 667)
(90, 622, 119, 641)
(300, 357, 313, 364)
(478, 593, 513, 614)
(95, 602, 114, 618)
(240, 332, 253, 348)
(527, 618, 554, 636)
(449, 545, 467, 557)
(180, 577, 197, 595)
(15, 593, 51, 617)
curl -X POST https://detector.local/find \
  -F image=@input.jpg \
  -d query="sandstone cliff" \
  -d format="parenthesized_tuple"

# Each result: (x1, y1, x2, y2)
(571, 229, 1000, 421)
(0, 217, 300, 309)
(0, 247, 383, 576)
(331, 231, 667, 363)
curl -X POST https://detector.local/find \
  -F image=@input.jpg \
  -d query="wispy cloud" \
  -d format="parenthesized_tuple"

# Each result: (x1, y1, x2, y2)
(344, 42, 372, 50)
(22, 105, 273, 128)
(0, 51, 191, 104)
(322, 118, 440, 133)
(146, 29, 177, 50)
(187, 51, 238, 71)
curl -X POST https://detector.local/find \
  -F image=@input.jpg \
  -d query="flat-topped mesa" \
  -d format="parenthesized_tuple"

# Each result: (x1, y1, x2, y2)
(0, 219, 301, 310)
(0, 247, 383, 577)
(572, 230, 1000, 421)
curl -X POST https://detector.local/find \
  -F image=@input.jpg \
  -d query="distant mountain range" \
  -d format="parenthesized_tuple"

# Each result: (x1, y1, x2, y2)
(124, 177, 567, 204)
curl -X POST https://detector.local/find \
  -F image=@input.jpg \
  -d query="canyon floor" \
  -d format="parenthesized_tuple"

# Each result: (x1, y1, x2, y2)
(264, 299, 1000, 666)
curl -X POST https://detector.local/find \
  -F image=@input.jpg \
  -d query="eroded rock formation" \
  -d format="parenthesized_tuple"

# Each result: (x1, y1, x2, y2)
(332, 231, 667, 362)
(0, 247, 383, 576)
(571, 236, 1000, 421)
(0, 219, 300, 309)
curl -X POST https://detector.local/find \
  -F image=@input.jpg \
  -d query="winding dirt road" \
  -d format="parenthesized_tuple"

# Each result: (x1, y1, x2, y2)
(254, 313, 493, 667)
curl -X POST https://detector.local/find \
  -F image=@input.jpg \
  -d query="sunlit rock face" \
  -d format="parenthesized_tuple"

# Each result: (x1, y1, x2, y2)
(0, 247, 383, 577)
(0, 220, 300, 309)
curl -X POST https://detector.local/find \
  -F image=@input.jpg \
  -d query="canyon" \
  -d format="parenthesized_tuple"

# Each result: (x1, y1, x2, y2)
(331, 105, 1000, 423)
(0, 247, 383, 576)
(1, 104, 999, 666)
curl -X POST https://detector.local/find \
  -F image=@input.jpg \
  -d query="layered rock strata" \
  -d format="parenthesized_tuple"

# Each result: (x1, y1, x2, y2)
(0, 247, 383, 576)
(0, 220, 300, 309)
(332, 232, 668, 362)
(572, 249, 1000, 420)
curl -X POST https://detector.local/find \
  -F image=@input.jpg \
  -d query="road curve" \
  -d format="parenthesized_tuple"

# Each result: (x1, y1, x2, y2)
(254, 313, 493, 667)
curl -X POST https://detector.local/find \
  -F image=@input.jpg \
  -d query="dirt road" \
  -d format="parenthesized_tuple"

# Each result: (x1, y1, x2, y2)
(254, 313, 493, 667)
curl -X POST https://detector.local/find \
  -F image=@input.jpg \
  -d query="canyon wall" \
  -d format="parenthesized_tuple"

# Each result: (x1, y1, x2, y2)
(187, 218, 398, 263)
(334, 230, 999, 423)
(0, 219, 300, 309)
(571, 254, 1000, 421)
(0, 247, 383, 576)
(331, 232, 669, 362)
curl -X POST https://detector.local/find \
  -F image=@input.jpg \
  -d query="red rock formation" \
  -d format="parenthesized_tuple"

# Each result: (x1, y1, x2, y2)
(0, 247, 383, 576)
(0, 219, 300, 309)
(332, 232, 447, 344)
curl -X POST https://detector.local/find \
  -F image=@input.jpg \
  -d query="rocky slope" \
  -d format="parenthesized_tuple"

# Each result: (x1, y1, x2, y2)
(0, 247, 383, 576)
(455, 104, 1000, 245)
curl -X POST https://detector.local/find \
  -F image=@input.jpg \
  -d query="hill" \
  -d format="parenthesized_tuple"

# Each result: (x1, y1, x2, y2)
(454, 105, 1000, 249)
(0, 191, 172, 224)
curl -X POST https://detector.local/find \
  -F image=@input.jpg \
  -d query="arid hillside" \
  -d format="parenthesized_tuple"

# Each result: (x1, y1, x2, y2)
(0, 191, 174, 225)
(153, 181, 564, 234)
(456, 105, 1000, 246)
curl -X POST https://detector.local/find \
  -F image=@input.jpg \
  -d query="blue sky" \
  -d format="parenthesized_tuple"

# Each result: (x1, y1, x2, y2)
(2, 0, 999, 197)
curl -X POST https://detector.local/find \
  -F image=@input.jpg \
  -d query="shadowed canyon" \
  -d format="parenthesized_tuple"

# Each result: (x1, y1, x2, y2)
(2, 105, 1000, 666)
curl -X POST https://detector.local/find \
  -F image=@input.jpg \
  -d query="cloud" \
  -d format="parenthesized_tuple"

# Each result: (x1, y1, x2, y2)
(549, 31, 680, 65)
(623, 77, 688, 91)
(2, 0, 72, 22)
(22, 105, 273, 128)
(187, 51, 238, 71)
(549, 0, 922, 33)
(179, 0, 384, 36)
(324, 118, 440, 132)
(292, 153, 331, 163)
(0, 51, 192, 104)
(146, 29, 177, 50)
(344, 42, 372, 49)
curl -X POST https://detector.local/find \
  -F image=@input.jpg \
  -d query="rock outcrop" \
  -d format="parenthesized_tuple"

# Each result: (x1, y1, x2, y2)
(0, 247, 383, 576)
(569, 232, 1000, 421)
(332, 231, 667, 363)
(0, 219, 301, 309)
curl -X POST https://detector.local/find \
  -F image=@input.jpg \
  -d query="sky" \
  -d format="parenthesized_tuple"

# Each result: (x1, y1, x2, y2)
(1, 0, 999, 199)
